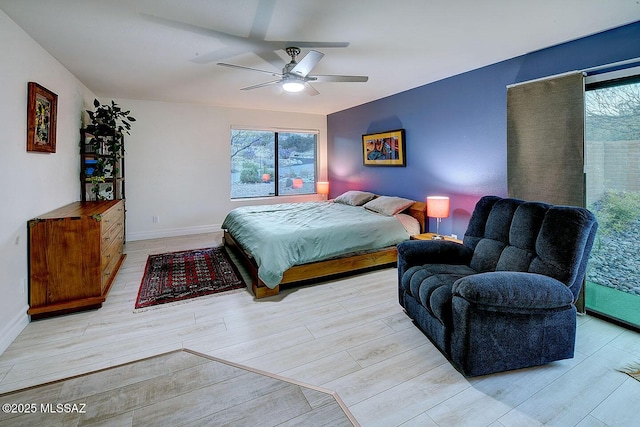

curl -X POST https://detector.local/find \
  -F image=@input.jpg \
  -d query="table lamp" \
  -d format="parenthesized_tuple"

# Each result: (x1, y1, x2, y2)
(316, 181, 329, 199)
(427, 196, 450, 239)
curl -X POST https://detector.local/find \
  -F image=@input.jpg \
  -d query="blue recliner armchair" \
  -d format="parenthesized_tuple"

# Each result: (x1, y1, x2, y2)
(397, 196, 598, 376)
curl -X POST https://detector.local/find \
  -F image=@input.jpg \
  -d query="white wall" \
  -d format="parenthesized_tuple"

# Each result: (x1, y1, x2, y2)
(0, 10, 327, 355)
(118, 99, 328, 241)
(0, 10, 95, 353)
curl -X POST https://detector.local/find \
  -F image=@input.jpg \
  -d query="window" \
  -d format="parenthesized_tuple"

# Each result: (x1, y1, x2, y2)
(584, 71, 640, 329)
(230, 128, 318, 199)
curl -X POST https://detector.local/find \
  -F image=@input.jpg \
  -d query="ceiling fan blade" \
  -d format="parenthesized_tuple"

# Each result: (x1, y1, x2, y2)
(254, 49, 288, 69)
(310, 75, 369, 82)
(249, 0, 276, 40)
(304, 83, 320, 96)
(290, 50, 325, 77)
(142, 13, 350, 63)
(217, 62, 282, 77)
(241, 80, 281, 91)
(143, 14, 350, 50)
(192, 46, 254, 64)
(285, 42, 350, 48)
(142, 13, 244, 43)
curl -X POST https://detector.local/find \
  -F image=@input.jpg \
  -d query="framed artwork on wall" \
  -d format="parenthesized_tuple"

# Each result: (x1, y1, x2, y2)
(27, 82, 58, 153)
(362, 129, 406, 166)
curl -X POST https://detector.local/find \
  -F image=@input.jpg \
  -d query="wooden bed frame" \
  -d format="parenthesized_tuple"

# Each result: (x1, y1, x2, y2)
(223, 201, 426, 298)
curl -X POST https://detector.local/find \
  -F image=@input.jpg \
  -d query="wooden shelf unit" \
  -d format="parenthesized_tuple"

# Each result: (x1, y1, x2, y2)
(80, 129, 125, 201)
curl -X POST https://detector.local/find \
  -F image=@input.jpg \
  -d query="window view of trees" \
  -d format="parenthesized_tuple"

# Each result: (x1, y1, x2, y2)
(585, 79, 640, 326)
(230, 129, 317, 199)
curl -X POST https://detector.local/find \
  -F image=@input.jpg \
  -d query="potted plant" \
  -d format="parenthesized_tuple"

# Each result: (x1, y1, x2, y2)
(84, 99, 135, 199)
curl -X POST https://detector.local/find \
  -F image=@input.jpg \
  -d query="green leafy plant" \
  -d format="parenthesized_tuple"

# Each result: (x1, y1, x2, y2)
(85, 99, 135, 142)
(84, 99, 135, 198)
(592, 190, 640, 237)
(89, 176, 111, 200)
(240, 162, 261, 184)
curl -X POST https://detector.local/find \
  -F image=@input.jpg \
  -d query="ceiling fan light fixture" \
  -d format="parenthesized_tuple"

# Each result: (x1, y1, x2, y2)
(219, 47, 367, 95)
(282, 78, 305, 93)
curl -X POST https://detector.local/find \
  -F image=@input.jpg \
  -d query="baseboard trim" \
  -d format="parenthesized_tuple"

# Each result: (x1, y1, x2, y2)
(0, 306, 29, 355)
(127, 224, 222, 242)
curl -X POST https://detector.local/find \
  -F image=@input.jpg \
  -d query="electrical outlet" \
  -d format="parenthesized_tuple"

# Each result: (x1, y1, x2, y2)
(152, 215, 160, 224)
(22, 277, 28, 295)
(451, 234, 458, 239)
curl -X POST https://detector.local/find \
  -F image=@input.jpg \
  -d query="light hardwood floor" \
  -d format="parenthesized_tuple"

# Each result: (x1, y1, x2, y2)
(1, 349, 357, 426)
(1, 232, 639, 426)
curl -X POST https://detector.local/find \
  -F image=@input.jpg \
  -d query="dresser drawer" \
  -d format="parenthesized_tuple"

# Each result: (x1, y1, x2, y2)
(102, 227, 124, 268)
(102, 252, 122, 290)
(101, 216, 124, 248)
(100, 201, 124, 234)
(101, 230, 124, 291)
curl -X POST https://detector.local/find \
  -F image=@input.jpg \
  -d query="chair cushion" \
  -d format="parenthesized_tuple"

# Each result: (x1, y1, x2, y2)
(452, 271, 576, 310)
(469, 239, 507, 272)
(402, 264, 476, 324)
(466, 199, 597, 294)
(529, 207, 597, 286)
(468, 198, 521, 272)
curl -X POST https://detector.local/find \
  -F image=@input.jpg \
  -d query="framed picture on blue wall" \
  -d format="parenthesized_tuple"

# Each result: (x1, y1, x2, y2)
(362, 129, 406, 166)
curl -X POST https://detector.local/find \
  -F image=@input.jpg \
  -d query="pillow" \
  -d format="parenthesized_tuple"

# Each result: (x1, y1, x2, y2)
(396, 213, 421, 236)
(363, 196, 415, 216)
(334, 190, 376, 206)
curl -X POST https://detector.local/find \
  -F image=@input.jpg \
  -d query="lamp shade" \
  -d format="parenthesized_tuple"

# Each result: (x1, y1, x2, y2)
(426, 196, 450, 218)
(316, 181, 329, 195)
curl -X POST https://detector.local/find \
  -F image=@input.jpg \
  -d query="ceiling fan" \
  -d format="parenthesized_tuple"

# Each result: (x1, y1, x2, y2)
(142, 0, 351, 69)
(217, 47, 369, 95)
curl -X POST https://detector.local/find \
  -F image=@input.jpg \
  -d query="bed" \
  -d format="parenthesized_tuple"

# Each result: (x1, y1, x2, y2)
(222, 191, 426, 298)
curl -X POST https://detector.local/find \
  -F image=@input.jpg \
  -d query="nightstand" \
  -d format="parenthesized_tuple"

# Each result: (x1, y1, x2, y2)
(411, 233, 463, 244)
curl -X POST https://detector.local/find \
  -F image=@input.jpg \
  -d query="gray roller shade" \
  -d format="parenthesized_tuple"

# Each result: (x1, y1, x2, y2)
(507, 71, 587, 311)
(507, 72, 585, 207)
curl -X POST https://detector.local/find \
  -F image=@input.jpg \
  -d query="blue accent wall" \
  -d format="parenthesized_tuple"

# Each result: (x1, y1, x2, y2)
(327, 21, 640, 238)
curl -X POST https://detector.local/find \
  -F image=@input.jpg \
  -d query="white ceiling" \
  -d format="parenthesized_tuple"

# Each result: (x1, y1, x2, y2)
(2, 0, 639, 115)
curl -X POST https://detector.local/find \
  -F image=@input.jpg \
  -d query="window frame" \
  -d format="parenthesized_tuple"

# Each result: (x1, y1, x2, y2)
(230, 126, 320, 200)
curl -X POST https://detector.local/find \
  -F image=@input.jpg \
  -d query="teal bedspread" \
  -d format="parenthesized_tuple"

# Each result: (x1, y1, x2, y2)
(221, 201, 410, 288)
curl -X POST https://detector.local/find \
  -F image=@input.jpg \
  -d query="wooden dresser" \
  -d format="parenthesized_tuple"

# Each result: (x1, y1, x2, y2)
(28, 200, 126, 318)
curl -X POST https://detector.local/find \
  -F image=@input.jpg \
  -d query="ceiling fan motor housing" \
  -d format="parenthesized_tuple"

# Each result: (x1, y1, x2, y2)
(285, 47, 301, 61)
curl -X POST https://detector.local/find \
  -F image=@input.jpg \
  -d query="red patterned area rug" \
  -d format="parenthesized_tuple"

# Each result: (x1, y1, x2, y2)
(134, 246, 246, 311)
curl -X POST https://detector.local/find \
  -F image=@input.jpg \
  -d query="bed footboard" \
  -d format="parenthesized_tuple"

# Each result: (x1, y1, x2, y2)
(223, 230, 398, 298)
(223, 231, 279, 297)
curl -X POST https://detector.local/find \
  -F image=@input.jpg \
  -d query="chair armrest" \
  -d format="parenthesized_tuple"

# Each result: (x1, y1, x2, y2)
(397, 240, 473, 266)
(452, 271, 575, 310)
(397, 240, 474, 287)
